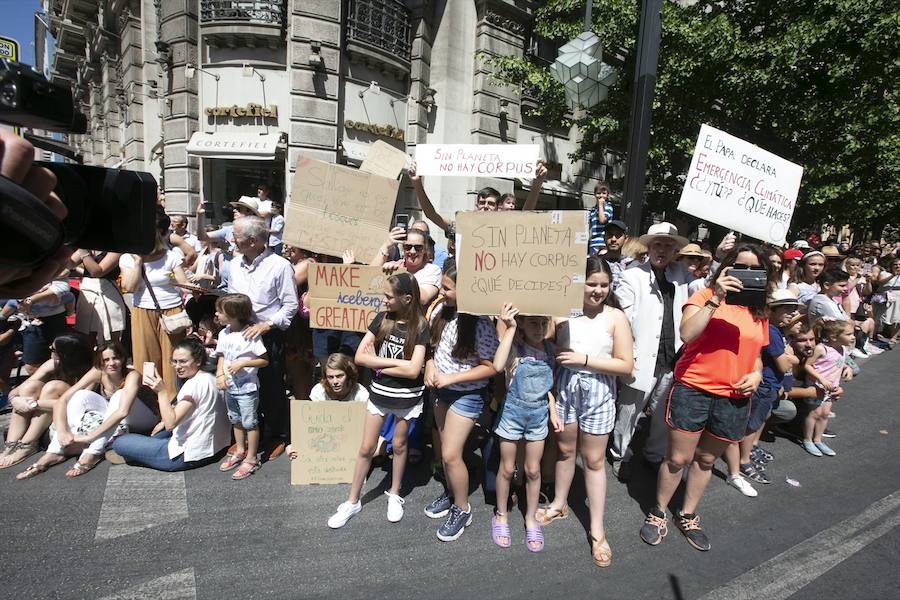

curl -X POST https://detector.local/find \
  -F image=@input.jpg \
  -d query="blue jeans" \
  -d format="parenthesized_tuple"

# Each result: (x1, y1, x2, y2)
(435, 388, 486, 420)
(112, 431, 219, 472)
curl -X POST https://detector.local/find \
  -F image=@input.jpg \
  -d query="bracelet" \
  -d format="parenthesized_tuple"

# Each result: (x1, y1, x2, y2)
(704, 299, 720, 309)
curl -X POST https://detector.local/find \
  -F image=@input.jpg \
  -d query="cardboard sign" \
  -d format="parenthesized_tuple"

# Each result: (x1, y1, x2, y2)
(307, 264, 402, 333)
(455, 211, 589, 317)
(414, 144, 539, 178)
(284, 156, 399, 260)
(290, 400, 366, 485)
(677, 124, 803, 245)
(360, 139, 409, 179)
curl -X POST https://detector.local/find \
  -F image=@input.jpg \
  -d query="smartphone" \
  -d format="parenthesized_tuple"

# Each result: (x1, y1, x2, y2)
(394, 213, 410, 231)
(142, 362, 156, 382)
(729, 269, 768, 307)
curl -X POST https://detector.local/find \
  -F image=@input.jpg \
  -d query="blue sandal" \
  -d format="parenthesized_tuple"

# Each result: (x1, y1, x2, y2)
(525, 525, 544, 552)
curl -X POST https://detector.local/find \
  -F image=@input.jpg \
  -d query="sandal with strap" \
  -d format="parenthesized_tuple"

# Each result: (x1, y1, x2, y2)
(591, 534, 612, 567)
(16, 461, 49, 480)
(66, 458, 100, 478)
(525, 525, 545, 553)
(0, 441, 39, 469)
(232, 460, 259, 480)
(219, 451, 247, 472)
(491, 513, 512, 548)
(536, 504, 569, 526)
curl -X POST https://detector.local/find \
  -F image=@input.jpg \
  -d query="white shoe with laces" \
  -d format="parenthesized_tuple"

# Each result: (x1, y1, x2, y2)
(385, 492, 405, 523)
(864, 342, 884, 355)
(727, 475, 758, 497)
(327, 501, 361, 529)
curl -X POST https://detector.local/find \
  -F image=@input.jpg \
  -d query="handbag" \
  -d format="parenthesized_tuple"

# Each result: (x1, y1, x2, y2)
(141, 264, 192, 335)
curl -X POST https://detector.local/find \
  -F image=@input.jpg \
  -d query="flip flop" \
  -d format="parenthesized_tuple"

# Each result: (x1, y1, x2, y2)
(525, 526, 544, 552)
(16, 462, 48, 480)
(536, 504, 569, 525)
(591, 534, 612, 567)
(66, 458, 100, 478)
(491, 514, 511, 548)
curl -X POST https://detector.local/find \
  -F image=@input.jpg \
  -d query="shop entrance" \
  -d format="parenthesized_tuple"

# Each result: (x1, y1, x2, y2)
(202, 157, 285, 225)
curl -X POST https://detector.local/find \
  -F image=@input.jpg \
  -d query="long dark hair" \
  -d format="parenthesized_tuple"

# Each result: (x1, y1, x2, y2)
(430, 263, 479, 359)
(708, 243, 773, 320)
(374, 272, 424, 360)
(95, 342, 129, 378)
(52, 333, 94, 384)
(586, 255, 621, 310)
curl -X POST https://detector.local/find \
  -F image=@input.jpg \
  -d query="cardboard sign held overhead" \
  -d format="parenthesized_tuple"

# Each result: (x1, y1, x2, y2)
(284, 155, 399, 261)
(290, 400, 366, 485)
(677, 124, 803, 245)
(360, 139, 409, 179)
(456, 210, 589, 317)
(415, 144, 539, 179)
(307, 264, 404, 333)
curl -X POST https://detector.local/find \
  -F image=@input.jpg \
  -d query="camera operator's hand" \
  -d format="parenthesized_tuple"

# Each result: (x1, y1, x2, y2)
(0, 130, 69, 297)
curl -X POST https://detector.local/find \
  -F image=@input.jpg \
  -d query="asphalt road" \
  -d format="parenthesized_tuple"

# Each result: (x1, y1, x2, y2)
(2, 350, 899, 600)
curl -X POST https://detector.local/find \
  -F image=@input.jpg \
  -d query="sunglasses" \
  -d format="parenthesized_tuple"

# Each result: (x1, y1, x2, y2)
(403, 243, 424, 252)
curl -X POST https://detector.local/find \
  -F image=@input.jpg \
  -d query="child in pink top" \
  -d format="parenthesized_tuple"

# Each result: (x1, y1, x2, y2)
(802, 320, 854, 457)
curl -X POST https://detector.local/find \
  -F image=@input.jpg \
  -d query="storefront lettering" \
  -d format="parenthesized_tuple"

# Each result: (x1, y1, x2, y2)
(343, 120, 405, 141)
(205, 103, 278, 118)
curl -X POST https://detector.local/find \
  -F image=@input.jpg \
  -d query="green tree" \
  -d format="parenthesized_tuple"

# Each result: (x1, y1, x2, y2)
(483, 0, 900, 239)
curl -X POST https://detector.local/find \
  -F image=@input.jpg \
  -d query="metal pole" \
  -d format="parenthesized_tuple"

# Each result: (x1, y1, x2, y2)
(584, 0, 593, 31)
(622, 0, 663, 236)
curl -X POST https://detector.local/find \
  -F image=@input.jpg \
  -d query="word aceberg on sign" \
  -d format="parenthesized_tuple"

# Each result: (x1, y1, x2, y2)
(414, 144, 539, 179)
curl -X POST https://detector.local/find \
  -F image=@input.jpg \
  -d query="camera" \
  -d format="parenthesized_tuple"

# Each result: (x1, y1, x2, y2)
(729, 268, 768, 308)
(0, 60, 156, 269)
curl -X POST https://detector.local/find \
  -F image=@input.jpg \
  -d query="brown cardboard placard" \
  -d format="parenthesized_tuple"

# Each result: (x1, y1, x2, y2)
(359, 139, 409, 179)
(284, 156, 398, 260)
(455, 210, 589, 317)
(290, 399, 366, 485)
(307, 264, 404, 333)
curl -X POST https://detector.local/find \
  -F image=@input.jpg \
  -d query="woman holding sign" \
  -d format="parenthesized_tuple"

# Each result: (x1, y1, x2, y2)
(372, 228, 442, 307)
(327, 273, 429, 528)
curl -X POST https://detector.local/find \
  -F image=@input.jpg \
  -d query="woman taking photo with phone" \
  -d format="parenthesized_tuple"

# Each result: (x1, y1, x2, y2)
(639, 244, 772, 552)
(371, 227, 442, 307)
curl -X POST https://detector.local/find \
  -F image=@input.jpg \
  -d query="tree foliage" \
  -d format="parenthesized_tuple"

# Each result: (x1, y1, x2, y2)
(483, 0, 900, 237)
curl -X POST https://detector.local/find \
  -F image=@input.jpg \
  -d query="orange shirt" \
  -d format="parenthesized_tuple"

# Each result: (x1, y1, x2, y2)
(674, 288, 769, 398)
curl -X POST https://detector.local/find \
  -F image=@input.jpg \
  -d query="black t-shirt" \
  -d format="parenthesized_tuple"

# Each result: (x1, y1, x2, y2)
(367, 312, 429, 410)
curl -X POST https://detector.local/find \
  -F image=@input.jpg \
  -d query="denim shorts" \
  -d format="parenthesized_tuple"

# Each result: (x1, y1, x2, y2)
(225, 389, 259, 429)
(435, 387, 486, 420)
(494, 397, 549, 442)
(665, 382, 750, 443)
(745, 384, 775, 433)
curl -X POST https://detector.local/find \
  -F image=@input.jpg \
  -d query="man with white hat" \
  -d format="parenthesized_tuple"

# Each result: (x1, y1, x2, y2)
(196, 196, 262, 253)
(611, 222, 694, 480)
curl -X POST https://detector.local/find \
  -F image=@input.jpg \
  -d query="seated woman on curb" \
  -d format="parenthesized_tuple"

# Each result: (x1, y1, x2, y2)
(16, 342, 159, 479)
(112, 337, 231, 472)
(0, 333, 94, 469)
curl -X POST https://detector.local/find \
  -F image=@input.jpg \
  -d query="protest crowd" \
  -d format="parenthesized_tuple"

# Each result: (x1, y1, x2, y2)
(3, 130, 900, 567)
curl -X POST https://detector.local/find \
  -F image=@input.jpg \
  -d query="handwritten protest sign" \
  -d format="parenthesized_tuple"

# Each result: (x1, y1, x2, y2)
(456, 211, 589, 317)
(290, 400, 366, 485)
(284, 155, 398, 260)
(360, 139, 409, 179)
(415, 144, 539, 179)
(677, 124, 803, 245)
(307, 264, 404, 333)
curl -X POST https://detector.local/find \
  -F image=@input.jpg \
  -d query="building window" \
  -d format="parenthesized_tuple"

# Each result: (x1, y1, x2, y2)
(348, 0, 411, 62)
(200, 0, 285, 25)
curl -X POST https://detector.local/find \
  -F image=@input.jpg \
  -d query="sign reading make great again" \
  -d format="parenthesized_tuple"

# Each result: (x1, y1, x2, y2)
(205, 103, 278, 118)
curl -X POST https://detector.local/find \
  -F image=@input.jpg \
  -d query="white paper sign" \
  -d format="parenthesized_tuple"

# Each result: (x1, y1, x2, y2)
(415, 144, 539, 179)
(677, 124, 803, 245)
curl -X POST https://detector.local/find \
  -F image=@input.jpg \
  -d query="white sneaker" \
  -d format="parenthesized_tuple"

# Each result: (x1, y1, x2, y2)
(385, 492, 405, 522)
(850, 348, 868, 359)
(864, 342, 884, 355)
(327, 501, 361, 529)
(727, 475, 758, 497)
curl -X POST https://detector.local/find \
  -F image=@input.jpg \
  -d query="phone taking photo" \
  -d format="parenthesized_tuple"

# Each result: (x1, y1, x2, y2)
(395, 213, 410, 231)
(142, 362, 156, 382)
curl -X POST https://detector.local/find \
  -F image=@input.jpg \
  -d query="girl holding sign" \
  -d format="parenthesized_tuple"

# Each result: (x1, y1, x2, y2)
(327, 273, 429, 528)
(537, 257, 634, 567)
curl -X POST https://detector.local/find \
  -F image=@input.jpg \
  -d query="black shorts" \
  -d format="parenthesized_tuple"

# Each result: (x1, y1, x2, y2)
(311, 328, 363, 359)
(665, 382, 751, 443)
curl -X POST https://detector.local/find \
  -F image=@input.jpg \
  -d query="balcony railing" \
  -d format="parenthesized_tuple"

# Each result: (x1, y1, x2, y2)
(348, 0, 411, 62)
(200, 0, 285, 25)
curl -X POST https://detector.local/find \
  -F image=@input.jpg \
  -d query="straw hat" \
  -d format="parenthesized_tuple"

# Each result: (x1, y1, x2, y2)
(768, 289, 801, 308)
(821, 245, 845, 259)
(229, 196, 262, 217)
(678, 243, 705, 257)
(638, 222, 689, 249)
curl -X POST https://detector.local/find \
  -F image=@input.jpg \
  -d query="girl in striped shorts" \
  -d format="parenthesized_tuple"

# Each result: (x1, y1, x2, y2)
(536, 256, 634, 568)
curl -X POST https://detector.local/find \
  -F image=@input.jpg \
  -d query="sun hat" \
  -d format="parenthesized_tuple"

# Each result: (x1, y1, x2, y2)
(821, 245, 845, 259)
(638, 222, 689, 249)
(768, 289, 801, 307)
(783, 249, 804, 260)
(678, 243, 705, 257)
(229, 196, 262, 217)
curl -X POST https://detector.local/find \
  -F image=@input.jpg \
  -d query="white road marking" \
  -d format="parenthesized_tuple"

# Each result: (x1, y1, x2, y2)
(95, 568, 196, 600)
(699, 490, 900, 600)
(95, 467, 188, 541)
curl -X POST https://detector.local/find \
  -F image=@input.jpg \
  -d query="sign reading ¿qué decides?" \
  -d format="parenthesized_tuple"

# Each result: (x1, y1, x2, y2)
(414, 144, 539, 178)
(677, 124, 803, 246)
(456, 211, 589, 317)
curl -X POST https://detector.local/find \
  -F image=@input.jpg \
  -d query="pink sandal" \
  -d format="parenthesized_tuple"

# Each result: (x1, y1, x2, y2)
(219, 451, 246, 472)
(232, 460, 259, 480)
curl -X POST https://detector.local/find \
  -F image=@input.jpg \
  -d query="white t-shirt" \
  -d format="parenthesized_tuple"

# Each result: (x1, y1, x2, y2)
(413, 262, 442, 290)
(119, 251, 183, 309)
(309, 383, 369, 402)
(214, 326, 268, 393)
(168, 372, 231, 462)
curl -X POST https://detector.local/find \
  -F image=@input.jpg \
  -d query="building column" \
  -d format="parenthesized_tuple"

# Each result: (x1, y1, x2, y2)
(117, 1, 146, 170)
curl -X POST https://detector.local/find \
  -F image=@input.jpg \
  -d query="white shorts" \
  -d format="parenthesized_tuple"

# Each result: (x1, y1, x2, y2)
(366, 400, 424, 421)
(555, 368, 616, 435)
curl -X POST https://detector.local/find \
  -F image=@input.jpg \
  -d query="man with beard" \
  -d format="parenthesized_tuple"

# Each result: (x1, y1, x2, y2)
(599, 219, 629, 290)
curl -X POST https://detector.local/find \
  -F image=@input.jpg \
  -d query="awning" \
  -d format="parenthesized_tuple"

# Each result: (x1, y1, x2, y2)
(186, 132, 282, 160)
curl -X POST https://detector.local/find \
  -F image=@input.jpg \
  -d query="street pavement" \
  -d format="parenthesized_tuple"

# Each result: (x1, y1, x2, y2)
(2, 350, 899, 599)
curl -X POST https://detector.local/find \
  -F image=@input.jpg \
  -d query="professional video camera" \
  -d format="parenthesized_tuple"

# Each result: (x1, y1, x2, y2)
(0, 59, 156, 269)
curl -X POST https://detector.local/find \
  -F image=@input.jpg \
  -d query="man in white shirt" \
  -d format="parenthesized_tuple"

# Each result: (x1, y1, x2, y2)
(228, 216, 299, 457)
(170, 215, 202, 253)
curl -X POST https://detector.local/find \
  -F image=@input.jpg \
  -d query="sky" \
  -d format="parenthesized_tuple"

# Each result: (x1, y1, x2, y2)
(0, 0, 42, 67)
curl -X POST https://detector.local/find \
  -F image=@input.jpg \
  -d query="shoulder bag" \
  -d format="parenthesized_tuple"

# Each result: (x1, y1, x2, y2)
(141, 264, 192, 335)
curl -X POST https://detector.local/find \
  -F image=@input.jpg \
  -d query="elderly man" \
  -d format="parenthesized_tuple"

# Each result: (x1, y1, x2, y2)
(228, 216, 299, 458)
(611, 222, 694, 481)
